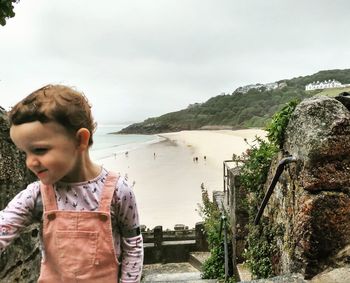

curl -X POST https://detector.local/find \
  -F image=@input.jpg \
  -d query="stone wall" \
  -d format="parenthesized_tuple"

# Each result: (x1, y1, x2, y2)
(0, 109, 40, 283)
(227, 166, 249, 267)
(143, 223, 208, 264)
(228, 96, 350, 280)
(264, 96, 350, 278)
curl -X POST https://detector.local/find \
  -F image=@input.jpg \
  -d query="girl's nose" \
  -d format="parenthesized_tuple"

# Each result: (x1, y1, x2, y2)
(26, 155, 40, 169)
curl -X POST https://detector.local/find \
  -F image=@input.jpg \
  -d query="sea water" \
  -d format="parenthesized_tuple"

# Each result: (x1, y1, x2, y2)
(91, 125, 212, 229)
(90, 124, 160, 161)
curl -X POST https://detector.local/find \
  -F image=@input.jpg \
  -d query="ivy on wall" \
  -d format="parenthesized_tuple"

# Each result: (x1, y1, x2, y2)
(198, 99, 298, 280)
(235, 100, 298, 278)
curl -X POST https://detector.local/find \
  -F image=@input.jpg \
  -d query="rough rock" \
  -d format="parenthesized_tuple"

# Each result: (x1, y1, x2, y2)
(0, 108, 40, 282)
(284, 96, 350, 192)
(335, 92, 350, 111)
(223, 95, 350, 281)
(310, 266, 350, 283)
(263, 96, 350, 279)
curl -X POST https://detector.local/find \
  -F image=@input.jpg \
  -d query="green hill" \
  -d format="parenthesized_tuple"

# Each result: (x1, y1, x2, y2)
(119, 69, 350, 134)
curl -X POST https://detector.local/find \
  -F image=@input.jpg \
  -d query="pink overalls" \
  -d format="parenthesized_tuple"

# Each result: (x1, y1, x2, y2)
(38, 173, 120, 283)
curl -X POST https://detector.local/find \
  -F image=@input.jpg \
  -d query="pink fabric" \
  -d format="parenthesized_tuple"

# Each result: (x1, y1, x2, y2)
(38, 172, 119, 282)
(0, 168, 143, 282)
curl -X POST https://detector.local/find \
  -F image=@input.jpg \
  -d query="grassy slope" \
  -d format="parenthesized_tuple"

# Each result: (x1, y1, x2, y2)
(313, 87, 350, 97)
(120, 69, 350, 134)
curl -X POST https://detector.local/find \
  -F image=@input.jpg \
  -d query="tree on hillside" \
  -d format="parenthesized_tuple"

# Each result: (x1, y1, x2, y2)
(0, 0, 19, 26)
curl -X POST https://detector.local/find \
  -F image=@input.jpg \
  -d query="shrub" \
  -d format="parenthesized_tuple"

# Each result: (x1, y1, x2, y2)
(198, 185, 232, 280)
(233, 99, 297, 278)
(265, 99, 299, 148)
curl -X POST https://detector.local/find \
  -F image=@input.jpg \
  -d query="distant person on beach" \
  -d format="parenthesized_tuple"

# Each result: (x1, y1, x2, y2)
(0, 85, 143, 282)
(125, 151, 129, 157)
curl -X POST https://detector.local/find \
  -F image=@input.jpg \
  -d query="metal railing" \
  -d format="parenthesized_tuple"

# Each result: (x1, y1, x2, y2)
(219, 211, 229, 280)
(254, 156, 297, 225)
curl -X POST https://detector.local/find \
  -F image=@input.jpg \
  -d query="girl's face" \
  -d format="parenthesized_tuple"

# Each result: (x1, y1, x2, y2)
(10, 121, 81, 185)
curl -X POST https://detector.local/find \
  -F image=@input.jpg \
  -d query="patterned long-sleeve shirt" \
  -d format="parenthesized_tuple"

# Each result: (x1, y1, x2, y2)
(0, 167, 143, 282)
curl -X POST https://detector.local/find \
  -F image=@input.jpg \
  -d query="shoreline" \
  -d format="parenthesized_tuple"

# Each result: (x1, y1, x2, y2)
(158, 129, 267, 168)
(97, 129, 267, 230)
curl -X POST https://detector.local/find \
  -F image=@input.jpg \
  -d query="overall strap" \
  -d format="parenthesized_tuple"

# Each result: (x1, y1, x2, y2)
(39, 183, 58, 212)
(98, 172, 119, 213)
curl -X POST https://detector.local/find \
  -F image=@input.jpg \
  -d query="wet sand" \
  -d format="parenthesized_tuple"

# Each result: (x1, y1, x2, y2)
(98, 129, 266, 230)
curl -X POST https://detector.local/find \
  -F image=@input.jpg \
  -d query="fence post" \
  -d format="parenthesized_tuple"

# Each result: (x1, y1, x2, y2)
(153, 225, 163, 262)
(195, 222, 208, 251)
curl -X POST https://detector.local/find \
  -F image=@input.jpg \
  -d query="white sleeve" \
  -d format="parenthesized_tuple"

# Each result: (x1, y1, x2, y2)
(0, 182, 39, 253)
(120, 234, 143, 283)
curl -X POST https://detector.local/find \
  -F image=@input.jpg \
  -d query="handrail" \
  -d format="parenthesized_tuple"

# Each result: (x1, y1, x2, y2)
(254, 156, 297, 225)
(219, 211, 229, 280)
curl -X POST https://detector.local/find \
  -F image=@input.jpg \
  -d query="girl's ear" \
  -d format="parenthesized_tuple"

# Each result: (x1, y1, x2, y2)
(76, 128, 90, 151)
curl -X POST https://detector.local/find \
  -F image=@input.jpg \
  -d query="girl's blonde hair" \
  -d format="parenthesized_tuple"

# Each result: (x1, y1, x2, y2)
(8, 84, 97, 146)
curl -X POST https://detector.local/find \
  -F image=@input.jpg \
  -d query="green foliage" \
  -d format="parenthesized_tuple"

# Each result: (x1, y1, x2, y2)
(265, 99, 299, 148)
(236, 100, 298, 279)
(201, 245, 225, 279)
(244, 224, 272, 278)
(198, 186, 233, 280)
(233, 99, 301, 278)
(287, 69, 350, 87)
(234, 138, 278, 220)
(0, 0, 19, 26)
(199, 97, 301, 279)
(243, 221, 284, 279)
(314, 86, 350, 97)
(232, 138, 278, 279)
(199, 186, 222, 247)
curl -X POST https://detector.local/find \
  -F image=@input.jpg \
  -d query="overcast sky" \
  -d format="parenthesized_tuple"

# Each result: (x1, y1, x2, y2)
(1, 0, 349, 124)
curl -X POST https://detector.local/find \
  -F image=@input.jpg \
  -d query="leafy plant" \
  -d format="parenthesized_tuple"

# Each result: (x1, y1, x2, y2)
(234, 137, 278, 217)
(232, 136, 278, 278)
(198, 185, 233, 280)
(201, 245, 225, 279)
(0, 0, 19, 26)
(243, 220, 283, 279)
(265, 99, 299, 148)
(233, 99, 301, 278)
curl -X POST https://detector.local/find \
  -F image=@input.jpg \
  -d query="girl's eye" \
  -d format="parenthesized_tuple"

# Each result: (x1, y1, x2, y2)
(33, 148, 48, 154)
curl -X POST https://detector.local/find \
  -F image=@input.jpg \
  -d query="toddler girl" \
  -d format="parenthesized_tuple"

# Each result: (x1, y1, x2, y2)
(0, 84, 143, 282)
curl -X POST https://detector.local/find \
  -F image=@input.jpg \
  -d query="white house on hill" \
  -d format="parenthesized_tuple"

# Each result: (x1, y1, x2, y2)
(305, 79, 342, 91)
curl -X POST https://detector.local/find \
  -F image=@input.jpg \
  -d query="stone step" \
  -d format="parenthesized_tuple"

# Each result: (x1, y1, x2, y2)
(188, 252, 210, 271)
(142, 280, 217, 282)
(236, 263, 252, 282)
(142, 262, 216, 282)
(237, 267, 350, 282)
(142, 280, 216, 283)
(239, 273, 306, 283)
(142, 271, 215, 282)
(142, 262, 350, 282)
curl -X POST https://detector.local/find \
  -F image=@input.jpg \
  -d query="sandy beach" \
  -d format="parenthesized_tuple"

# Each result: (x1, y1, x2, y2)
(98, 129, 266, 230)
